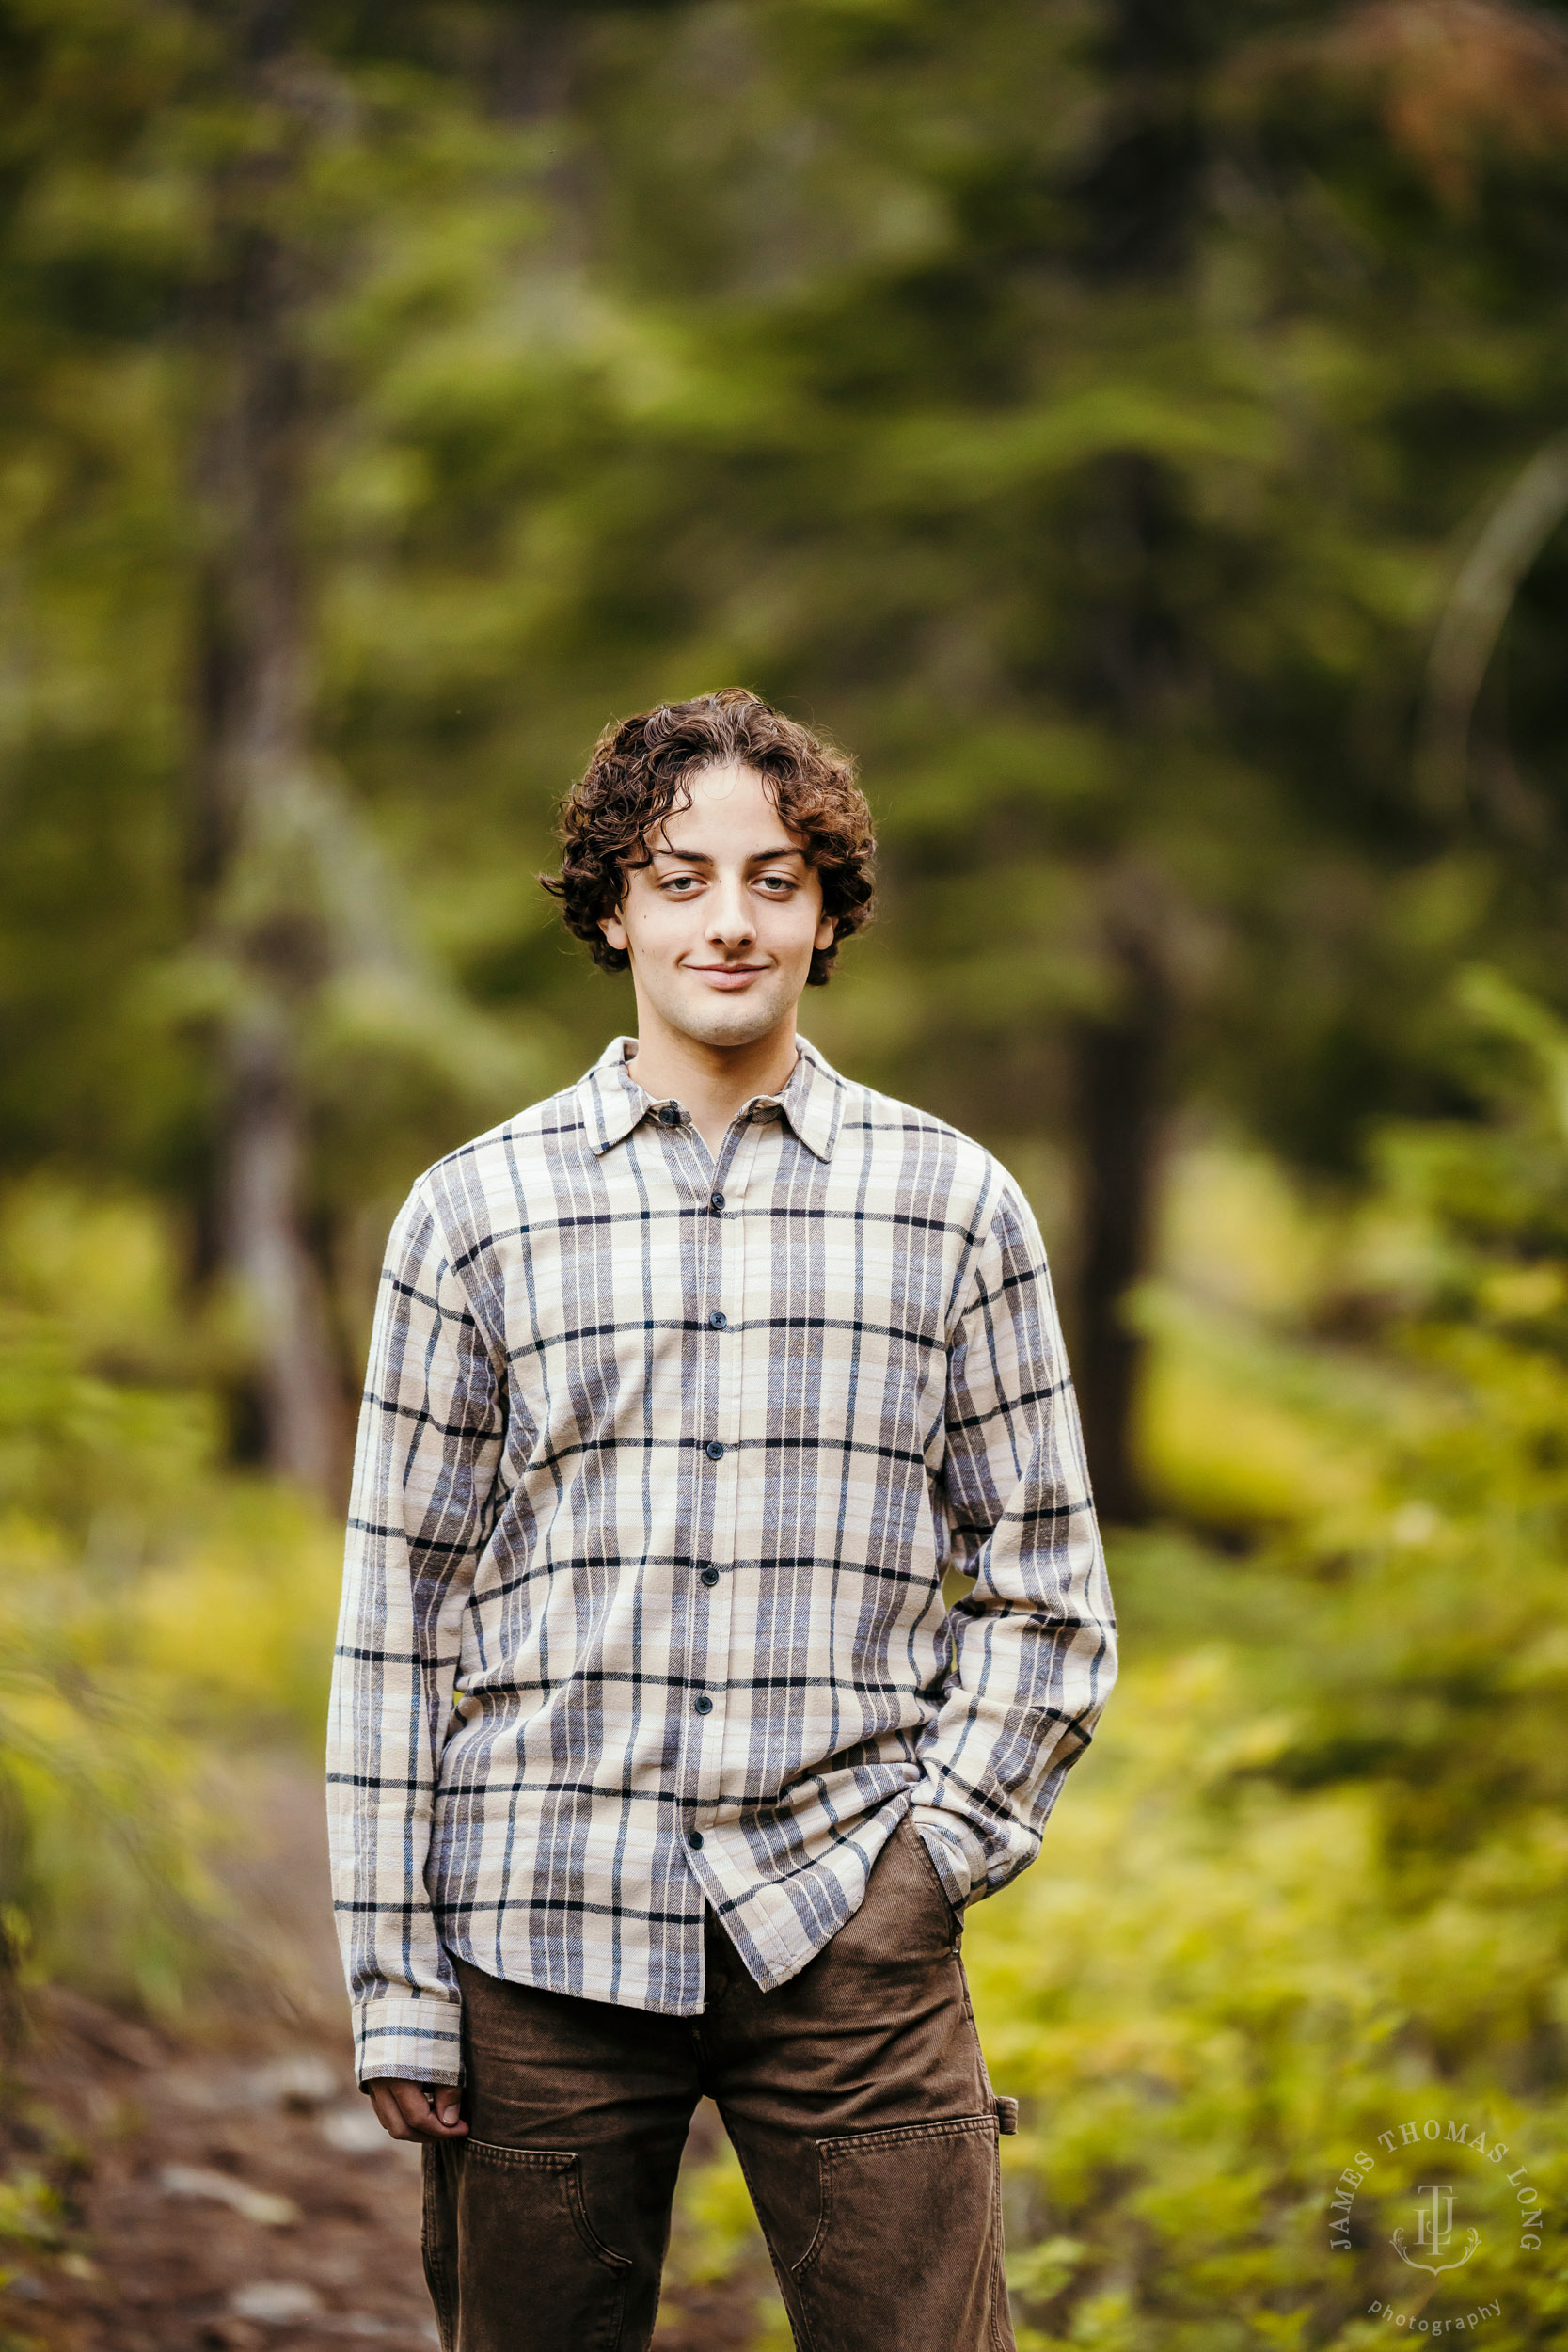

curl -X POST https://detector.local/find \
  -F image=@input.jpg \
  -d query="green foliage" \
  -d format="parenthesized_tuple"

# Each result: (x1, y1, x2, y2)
(0, 1182, 341, 2013)
(12, 0, 1568, 1225)
(961, 985, 1568, 2347)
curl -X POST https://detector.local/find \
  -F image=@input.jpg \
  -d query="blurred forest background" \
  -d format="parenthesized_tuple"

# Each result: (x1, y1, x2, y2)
(4, 0, 1568, 2345)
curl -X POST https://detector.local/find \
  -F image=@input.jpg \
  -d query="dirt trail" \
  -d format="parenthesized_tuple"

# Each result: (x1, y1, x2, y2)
(2, 1758, 765, 2352)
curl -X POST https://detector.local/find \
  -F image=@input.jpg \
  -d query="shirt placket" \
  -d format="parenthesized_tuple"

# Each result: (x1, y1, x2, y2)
(685, 1111, 767, 1827)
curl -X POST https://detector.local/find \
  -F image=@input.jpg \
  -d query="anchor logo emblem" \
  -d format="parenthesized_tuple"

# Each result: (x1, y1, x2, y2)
(1391, 2185, 1480, 2277)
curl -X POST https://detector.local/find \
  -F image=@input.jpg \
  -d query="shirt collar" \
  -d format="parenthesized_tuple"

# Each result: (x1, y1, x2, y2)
(578, 1035, 845, 1162)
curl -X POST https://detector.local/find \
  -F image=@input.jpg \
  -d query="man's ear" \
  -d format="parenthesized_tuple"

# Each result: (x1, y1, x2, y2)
(601, 911, 629, 953)
(815, 911, 836, 952)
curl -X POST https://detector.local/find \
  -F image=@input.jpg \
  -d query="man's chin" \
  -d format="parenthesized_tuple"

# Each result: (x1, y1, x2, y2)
(663, 988, 793, 1051)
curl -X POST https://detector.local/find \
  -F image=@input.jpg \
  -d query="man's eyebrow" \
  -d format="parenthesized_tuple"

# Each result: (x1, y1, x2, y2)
(648, 842, 805, 865)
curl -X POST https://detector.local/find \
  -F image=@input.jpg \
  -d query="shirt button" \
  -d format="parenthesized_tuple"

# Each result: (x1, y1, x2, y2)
(705, 1439, 725, 1461)
(688, 1829, 704, 1850)
(693, 1693, 713, 1715)
(708, 1311, 727, 1329)
(700, 1566, 721, 1587)
(658, 1104, 679, 1128)
(709, 1192, 725, 1213)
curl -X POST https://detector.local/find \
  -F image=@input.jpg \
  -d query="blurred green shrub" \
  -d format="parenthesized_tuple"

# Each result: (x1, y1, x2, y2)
(963, 977, 1568, 2348)
(0, 1184, 339, 2018)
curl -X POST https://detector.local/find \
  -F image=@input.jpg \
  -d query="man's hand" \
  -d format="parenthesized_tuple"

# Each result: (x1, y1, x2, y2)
(366, 2078, 469, 2143)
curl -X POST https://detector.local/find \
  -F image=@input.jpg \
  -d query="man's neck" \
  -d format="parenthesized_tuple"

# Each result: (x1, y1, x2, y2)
(626, 1021, 801, 1156)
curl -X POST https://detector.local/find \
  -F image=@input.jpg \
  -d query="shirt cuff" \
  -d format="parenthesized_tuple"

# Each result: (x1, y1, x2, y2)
(353, 1993, 464, 2090)
(910, 1804, 990, 1910)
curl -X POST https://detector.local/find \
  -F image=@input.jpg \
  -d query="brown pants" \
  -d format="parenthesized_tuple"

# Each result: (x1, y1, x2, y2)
(421, 1815, 1016, 2351)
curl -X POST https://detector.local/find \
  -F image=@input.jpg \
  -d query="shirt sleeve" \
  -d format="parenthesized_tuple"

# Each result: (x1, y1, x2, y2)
(910, 1170, 1116, 1910)
(325, 1182, 505, 2087)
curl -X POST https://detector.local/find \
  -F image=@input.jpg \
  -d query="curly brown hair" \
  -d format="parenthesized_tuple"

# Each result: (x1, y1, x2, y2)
(541, 689, 876, 986)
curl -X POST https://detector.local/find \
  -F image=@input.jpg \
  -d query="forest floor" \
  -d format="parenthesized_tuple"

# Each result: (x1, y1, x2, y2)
(1, 1758, 765, 2352)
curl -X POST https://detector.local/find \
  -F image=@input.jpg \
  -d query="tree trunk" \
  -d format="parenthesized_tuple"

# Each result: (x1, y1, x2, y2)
(191, 4, 341, 1499)
(222, 999, 341, 1498)
(1064, 0, 1205, 1517)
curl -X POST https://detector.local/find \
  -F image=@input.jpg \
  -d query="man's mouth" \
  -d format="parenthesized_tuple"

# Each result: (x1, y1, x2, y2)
(685, 963, 768, 991)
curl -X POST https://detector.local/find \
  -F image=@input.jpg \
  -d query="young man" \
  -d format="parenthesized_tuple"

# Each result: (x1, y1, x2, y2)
(327, 689, 1115, 2352)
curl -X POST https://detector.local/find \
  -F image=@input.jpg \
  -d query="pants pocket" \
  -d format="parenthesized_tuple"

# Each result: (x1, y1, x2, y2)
(904, 1816, 964, 1938)
(422, 2137, 633, 2352)
(790, 2114, 1011, 2352)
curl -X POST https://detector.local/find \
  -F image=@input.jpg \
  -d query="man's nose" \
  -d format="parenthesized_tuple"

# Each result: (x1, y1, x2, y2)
(705, 878, 755, 945)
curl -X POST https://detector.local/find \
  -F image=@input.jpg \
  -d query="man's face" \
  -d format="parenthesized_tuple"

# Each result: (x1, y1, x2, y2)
(599, 762, 836, 1051)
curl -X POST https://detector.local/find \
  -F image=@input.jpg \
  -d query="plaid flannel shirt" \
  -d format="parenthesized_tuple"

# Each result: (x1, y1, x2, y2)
(327, 1037, 1115, 2087)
